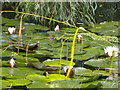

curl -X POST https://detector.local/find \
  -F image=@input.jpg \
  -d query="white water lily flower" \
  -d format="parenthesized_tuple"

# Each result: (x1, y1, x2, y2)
(9, 58, 16, 68)
(104, 46, 119, 57)
(77, 35, 82, 39)
(8, 27, 16, 34)
(54, 25, 60, 32)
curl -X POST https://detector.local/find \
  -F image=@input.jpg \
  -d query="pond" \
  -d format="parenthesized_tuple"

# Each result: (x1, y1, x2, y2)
(1, 17, 119, 89)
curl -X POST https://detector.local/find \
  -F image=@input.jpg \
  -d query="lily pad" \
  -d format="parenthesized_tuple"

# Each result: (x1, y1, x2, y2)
(12, 79, 31, 86)
(27, 81, 49, 88)
(80, 81, 102, 88)
(14, 55, 39, 62)
(47, 74, 70, 82)
(36, 49, 52, 56)
(2, 50, 16, 57)
(74, 67, 93, 76)
(2, 67, 44, 79)
(74, 48, 104, 60)
(26, 74, 49, 82)
(89, 21, 118, 36)
(93, 70, 109, 76)
(84, 59, 110, 68)
(49, 80, 80, 88)
(98, 80, 118, 88)
(43, 59, 75, 67)
(1, 80, 11, 88)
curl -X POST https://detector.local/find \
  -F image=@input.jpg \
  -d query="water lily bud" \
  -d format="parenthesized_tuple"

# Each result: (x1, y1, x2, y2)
(15, 27, 26, 34)
(9, 58, 16, 68)
(54, 25, 60, 32)
(77, 35, 82, 43)
(104, 46, 119, 57)
(8, 27, 16, 34)
(22, 27, 26, 33)
(63, 66, 74, 78)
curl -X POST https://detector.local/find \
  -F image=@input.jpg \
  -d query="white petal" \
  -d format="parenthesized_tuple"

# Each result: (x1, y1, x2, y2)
(77, 35, 82, 39)
(8, 27, 16, 34)
(10, 58, 15, 67)
(54, 25, 60, 31)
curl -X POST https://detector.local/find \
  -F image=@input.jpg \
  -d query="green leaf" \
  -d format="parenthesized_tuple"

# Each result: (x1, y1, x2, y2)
(26, 74, 49, 82)
(27, 81, 49, 88)
(43, 59, 75, 67)
(1, 67, 44, 79)
(93, 70, 109, 76)
(47, 74, 70, 82)
(12, 79, 31, 86)
(74, 67, 93, 76)
(80, 81, 102, 88)
(1, 80, 11, 88)
(49, 80, 80, 88)
(84, 59, 110, 68)
(99, 80, 118, 88)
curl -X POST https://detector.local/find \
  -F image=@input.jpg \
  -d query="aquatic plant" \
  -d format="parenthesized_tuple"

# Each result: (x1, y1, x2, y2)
(104, 46, 119, 58)
(9, 58, 16, 68)
(104, 46, 119, 74)
(1, 10, 119, 89)
(8, 27, 16, 34)
(54, 25, 60, 32)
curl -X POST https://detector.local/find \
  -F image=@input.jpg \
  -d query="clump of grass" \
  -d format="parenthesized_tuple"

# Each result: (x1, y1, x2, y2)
(3, 2, 97, 26)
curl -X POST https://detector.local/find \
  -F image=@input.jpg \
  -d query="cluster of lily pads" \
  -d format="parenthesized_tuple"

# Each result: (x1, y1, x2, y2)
(1, 17, 119, 89)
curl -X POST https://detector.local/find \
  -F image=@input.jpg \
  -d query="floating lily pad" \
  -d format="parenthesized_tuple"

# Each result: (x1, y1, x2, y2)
(72, 77, 91, 82)
(74, 67, 93, 76)
(73, 48, 104, 60)
(1, 61, 9, 67)
(89, 21, 118, 36)
(93, 70, 109, 76)
(47, 74, 70, 82)
(26, 74, 49, 82)
(4, 19, 21, 26)
(39, 43, 52, 49)
(31, 62, 46, 69)
(80, 81, 102, 88)
(49, 80, 80, 88)
(14, 55, 39, 62)
(98, 80, 118, 88)
(2, 26, 8, 32)
(1, 80, 11, 88)
(23, 25, 49, 33)
(12, 79, 31, 86)
(61, 28, 84, 33)
(90, 40, 113, 48)
(84, 59, 110, 68)
(36, 49, 52, 56)
(2, 67, 44, 79)
(43, 59, 75, 67)
(27, 81, 49, 88)
(2, 50, 16, 57)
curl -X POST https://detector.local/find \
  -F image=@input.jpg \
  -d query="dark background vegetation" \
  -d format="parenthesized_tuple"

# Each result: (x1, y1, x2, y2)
(2, 2, 120, 26)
